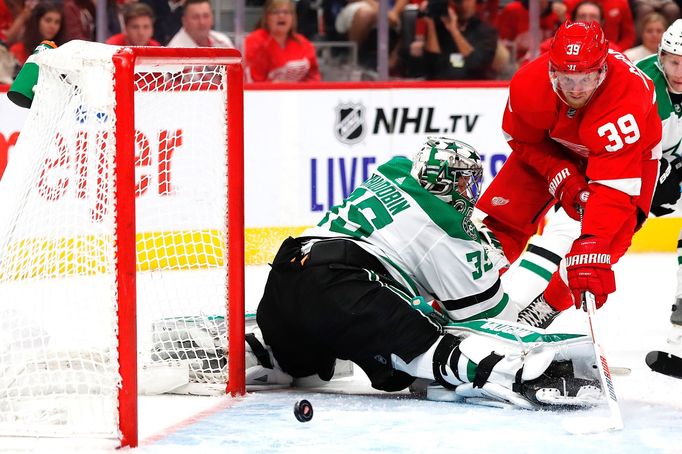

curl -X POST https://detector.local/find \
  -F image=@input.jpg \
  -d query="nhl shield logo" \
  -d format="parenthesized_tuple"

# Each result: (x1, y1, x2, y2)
(334, 102, 366, 145)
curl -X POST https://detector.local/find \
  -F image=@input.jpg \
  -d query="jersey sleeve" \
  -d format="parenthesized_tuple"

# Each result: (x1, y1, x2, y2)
(580, 91, 660, 238)
(503, 90, 580, 178)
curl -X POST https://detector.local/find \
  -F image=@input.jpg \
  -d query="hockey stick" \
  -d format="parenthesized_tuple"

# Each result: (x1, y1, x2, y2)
(563, 291, 623, 434)
(646, 350, 682, 379)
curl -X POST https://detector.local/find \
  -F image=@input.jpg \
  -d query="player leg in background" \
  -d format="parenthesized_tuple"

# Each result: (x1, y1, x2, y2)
(476, 152, 556, 265)
(670, 228, 682, 344)
(510, 208, 580, 328)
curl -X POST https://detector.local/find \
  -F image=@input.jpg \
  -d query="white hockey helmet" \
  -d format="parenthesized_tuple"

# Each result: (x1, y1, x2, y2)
(658, 19, 682, 92)
(410, 137, 483, 208)
(660, 19, 682, 57)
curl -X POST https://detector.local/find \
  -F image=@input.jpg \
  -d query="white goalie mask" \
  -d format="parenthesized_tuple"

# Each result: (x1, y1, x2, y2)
(410, 137, 483, 209)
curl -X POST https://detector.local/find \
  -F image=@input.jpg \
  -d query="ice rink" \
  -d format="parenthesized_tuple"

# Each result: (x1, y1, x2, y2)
(119, 252, 682, 453)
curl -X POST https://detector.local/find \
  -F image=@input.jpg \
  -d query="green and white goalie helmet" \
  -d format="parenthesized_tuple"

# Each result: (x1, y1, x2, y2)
(411, 136, 483, 208)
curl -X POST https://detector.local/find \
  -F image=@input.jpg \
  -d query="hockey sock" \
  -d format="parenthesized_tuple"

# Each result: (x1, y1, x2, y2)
(543, 272, 574, 311)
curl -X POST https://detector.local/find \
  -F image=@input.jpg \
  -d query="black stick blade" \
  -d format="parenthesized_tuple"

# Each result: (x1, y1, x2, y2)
(646, 351, 682, 379)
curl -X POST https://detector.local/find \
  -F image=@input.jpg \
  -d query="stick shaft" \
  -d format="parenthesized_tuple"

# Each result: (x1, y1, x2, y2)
(584, 291, 623, 430)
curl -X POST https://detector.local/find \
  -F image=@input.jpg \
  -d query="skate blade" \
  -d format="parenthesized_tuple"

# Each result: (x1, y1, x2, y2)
(535, 386, 602, 407)
(667, 324, 682, 345)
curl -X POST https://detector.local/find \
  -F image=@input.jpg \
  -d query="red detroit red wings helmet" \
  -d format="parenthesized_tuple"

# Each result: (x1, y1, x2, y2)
(549, 21, 608, 73)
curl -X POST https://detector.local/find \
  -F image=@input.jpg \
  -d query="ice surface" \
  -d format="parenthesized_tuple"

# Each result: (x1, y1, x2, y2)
(8, 253, 682, 452)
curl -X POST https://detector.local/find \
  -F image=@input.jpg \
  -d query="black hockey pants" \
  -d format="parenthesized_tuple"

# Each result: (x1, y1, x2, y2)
(256, 236, 441, 392)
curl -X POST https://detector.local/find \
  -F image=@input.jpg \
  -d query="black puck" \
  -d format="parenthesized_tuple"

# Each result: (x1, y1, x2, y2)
(293, 399, 313, 422)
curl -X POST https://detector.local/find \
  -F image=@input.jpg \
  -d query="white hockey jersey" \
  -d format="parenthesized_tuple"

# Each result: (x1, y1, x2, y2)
(637, 55, 682, 156)
(303, 157, 510, 322)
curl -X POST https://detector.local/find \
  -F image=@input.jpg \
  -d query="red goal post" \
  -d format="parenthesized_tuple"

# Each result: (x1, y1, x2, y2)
(0, 43, 245, 448)
(113, 46, 246, 447)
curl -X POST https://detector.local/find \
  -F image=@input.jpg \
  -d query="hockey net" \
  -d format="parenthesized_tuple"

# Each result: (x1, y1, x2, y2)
(0, 42, 245, 447)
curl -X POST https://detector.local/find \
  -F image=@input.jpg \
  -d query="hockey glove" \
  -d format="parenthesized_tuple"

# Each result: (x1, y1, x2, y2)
(547, 164, 590, 221)
(650, 156, 682, 217)
(565, 236, 615, 308)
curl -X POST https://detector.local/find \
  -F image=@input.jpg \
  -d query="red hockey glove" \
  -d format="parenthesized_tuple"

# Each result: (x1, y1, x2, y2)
(547, 164, 590, 221)
(565, 236, 615, 308)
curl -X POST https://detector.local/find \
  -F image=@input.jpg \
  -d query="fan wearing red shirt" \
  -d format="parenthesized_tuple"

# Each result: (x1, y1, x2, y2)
(564, 0, 635, 50)
(477, 21, 662, 311)
(106, 3, 160, 46)
(497, 0, 566, 59)
(9, 2, 63, 65)
(244, 0, 320, 82)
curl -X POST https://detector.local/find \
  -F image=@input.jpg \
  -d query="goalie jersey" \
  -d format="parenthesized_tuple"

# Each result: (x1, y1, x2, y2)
(303, 157, 509, 322)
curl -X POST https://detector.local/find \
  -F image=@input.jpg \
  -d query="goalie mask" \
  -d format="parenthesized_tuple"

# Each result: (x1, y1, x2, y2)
(549, 21, 608, 109)
(411, 137, 483, 209)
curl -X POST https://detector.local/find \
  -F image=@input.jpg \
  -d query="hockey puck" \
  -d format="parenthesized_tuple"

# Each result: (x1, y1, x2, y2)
(294, 399, 313, 422)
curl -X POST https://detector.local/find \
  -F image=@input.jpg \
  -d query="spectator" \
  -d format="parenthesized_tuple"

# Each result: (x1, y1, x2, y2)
(141, 0, 184, 45)
(1, 0, 36, 44)
(335, 0, 378, 62)
(624, 12, 667, 61)
(477, 0, 499, 26)
(62, 0, 96, 41)
(106, 3, 160, 46)
(0, 42, 14, 83)
(526, 0, 621, 64)
(564, 0, 636, 50)
(105, 0, 122, 39)
(9, 1, 63, 65)
(0, 1, 14, 42)
(244, 0, 321, 82)
(422, 0, 498, 79)
(572, 0, 603, 23)
(167, 0, 233, 47)
(497, 0, 565, 60)
(387, 0, 426, 76)
(631, 0, 679, 30)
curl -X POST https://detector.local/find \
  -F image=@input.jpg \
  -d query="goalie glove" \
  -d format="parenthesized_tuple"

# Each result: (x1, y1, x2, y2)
(547, 163, 590, 222)
(651, 155, 682, 217)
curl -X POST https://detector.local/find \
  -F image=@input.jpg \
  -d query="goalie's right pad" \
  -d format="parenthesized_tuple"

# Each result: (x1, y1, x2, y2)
(427, 319, 601, 409)
(245, 327, 293, 390)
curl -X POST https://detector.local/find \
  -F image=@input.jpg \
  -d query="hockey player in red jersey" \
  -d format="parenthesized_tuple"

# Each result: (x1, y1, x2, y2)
(477, 21, 662, 313)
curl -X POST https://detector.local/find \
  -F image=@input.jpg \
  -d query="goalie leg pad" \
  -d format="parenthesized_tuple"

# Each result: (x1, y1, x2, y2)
(426, 320, 602, 408)
(245, 327, 293, 389)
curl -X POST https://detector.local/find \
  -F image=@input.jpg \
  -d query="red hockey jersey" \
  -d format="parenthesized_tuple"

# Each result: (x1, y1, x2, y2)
(244, 29, 321, 83)
(502, 50, 662, 239)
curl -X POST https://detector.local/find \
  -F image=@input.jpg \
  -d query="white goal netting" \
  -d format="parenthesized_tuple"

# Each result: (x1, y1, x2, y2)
(0, 41, 238, 440)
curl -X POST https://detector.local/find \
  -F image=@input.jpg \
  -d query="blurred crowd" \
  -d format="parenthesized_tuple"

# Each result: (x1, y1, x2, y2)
(0, 0, 678, 83)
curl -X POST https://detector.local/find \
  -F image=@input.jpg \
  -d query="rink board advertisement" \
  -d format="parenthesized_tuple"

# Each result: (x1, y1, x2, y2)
(0, 83, 679, 264)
